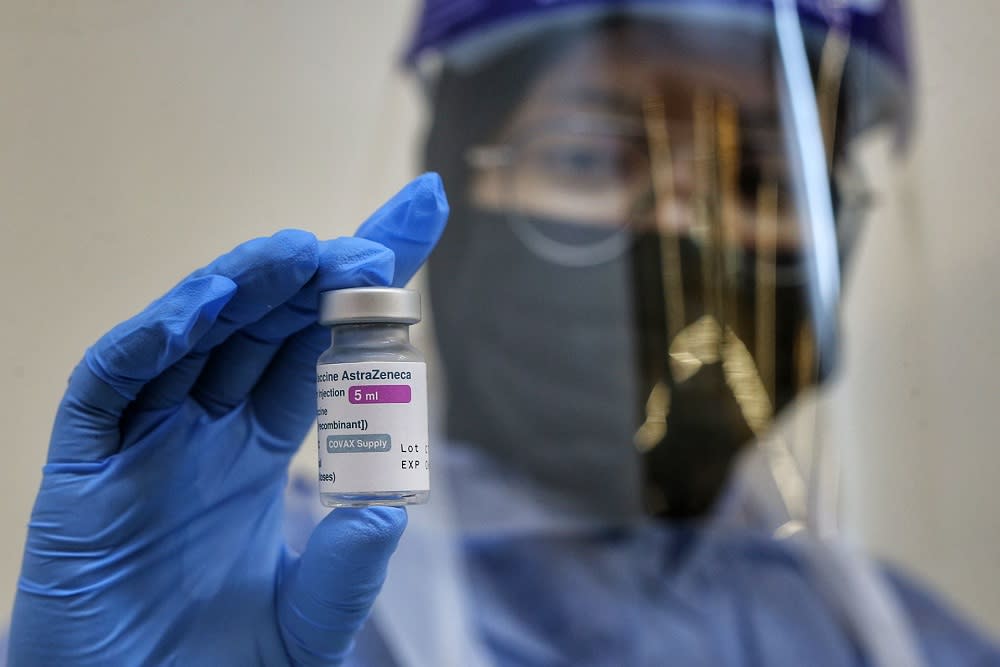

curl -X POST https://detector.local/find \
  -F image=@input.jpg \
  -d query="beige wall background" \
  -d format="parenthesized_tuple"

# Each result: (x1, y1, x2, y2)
(832, 0, 1000, 635)
(1, 0, 997, 638)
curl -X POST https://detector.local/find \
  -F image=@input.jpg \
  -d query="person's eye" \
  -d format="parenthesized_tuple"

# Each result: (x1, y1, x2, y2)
(545, 145, 615, 175)
(527, 139, 638, 189)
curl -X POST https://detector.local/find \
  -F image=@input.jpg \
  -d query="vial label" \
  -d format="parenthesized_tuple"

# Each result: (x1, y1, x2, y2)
(315, 361, 429, 494)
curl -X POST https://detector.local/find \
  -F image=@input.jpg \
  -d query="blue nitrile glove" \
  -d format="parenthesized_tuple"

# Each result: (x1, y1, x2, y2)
(7, 174, 449, 666)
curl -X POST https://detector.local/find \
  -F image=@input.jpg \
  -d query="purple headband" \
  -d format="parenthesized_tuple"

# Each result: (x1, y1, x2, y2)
(404, 0, 910, 85)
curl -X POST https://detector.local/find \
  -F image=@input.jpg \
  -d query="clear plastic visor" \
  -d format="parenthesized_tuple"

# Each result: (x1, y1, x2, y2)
(426, 16, 865, 519)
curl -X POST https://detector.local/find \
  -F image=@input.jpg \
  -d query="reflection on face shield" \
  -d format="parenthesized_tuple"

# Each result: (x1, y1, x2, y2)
(426, 18, 860, 520)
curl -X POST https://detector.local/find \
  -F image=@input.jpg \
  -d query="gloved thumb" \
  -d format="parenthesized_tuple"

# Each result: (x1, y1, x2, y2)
(277, 507, 407, 666)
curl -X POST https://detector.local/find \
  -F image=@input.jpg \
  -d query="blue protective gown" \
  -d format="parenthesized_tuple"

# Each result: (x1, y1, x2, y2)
(3, 444, 997, 666)
(346, 444, 1000, 667)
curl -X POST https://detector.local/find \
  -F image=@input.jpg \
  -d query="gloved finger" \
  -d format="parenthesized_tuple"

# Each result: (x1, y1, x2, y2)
(250, 324, 329, 448)
(191, 237, 393, 418)
(132, 229, 321, 412)
(249, 174, 447, 447)
(130, 351, 212, 412)
(278, 507, 407, 666)
(50, 275, 237, 463)
(180, 174, 448, 420)
(354, 171, 449, 286)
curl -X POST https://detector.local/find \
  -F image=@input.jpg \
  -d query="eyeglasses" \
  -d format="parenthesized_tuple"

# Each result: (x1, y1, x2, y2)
(466, 99, 872, 272)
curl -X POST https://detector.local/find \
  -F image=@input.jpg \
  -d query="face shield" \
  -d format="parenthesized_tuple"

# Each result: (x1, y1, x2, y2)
(415, 3, 908, 526)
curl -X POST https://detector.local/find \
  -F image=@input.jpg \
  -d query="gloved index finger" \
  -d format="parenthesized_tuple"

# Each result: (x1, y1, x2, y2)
(120, 230, 323, 415)
(55, 230, 322, 462)
(182, 236, 394, 420)
(50, 274, 237, 463)
(183, 229, 321, 353)
(354, 172, 449, 287)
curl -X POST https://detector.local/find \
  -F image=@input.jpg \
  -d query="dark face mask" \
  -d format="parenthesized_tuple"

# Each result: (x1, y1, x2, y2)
(428, 208, 813, 520)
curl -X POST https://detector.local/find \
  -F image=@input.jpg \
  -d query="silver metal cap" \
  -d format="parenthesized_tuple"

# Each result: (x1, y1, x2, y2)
(318, 287, 421, 325)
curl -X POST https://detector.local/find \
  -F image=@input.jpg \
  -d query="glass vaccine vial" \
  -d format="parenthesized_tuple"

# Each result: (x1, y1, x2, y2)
(315, 287, 429, 507)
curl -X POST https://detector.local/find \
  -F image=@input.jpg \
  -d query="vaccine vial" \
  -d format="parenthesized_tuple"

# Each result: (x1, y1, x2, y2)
(315, 287, 429, 507)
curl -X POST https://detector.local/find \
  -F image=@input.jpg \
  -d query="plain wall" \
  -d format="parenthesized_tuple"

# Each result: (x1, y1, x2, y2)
(834, 0, 1000, 634)
(0, 0, 422, 627)
(1, 0, 998, 637)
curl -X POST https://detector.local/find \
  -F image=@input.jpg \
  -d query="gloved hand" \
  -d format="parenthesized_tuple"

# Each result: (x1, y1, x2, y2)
(7, 174, 449, 666)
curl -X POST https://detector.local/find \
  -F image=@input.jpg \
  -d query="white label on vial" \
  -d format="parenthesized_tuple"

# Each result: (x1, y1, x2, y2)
(315, 361, 428, 494)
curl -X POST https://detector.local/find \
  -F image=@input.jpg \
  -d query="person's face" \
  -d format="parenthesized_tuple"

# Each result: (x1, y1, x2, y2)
(469, 23, 806, 251)
(434, 21, 835, 517)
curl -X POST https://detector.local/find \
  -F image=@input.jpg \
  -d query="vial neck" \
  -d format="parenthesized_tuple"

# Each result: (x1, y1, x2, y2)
(331, 323, 411, 347)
